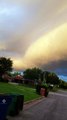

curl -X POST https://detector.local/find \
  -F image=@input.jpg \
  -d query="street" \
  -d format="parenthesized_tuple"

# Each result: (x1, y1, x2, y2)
(8, 90, 67, 120)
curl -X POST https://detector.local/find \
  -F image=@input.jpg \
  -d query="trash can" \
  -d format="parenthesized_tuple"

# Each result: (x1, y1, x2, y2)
(41, 85, 49, 97)
(8, 94, 24, 116)
(0, 94, 12, 120)
(40, 88, 45, 96)
(45, 88, 49, 97)
(16, 94, 24, 110)
(36, 85, 41, 95)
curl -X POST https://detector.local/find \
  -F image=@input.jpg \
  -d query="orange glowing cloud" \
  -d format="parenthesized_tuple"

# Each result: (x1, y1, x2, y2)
(14, 23, 67, 70)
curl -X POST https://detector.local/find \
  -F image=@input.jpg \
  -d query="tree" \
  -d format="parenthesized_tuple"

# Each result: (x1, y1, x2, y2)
(0, 57, 13, 78)
(23, 67, 42, 80)
(59, 80, 67, 89)
(45, 72, 60, 85)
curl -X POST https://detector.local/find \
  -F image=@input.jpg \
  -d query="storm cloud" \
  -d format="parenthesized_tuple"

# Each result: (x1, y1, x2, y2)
(19, 24, 67, 73)
(0, 0, 67, 76)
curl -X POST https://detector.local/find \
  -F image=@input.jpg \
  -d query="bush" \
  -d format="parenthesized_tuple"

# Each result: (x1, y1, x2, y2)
(49, 85, 58, 92)
(59, 81, 67, 89)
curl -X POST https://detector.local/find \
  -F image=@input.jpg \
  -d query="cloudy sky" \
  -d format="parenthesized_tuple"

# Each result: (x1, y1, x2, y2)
(0, 0, 67, 80)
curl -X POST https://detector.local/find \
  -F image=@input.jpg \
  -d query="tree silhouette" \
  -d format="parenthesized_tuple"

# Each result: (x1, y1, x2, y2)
(0, 57, 13, 78)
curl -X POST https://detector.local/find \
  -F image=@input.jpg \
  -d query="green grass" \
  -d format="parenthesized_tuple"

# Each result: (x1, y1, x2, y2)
(0, 82, 40, 102)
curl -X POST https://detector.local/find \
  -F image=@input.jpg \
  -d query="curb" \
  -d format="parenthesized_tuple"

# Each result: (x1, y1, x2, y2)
(24, 96, 45, 105)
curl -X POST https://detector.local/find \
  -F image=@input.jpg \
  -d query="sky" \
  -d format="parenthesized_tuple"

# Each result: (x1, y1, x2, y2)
(0, 0, 67, 81)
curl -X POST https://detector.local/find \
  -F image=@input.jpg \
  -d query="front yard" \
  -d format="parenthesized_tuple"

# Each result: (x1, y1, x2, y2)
(0, 82, 40, 102)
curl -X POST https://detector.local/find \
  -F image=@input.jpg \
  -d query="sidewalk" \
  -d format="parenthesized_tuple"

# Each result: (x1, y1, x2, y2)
(24, 96, 45, 110)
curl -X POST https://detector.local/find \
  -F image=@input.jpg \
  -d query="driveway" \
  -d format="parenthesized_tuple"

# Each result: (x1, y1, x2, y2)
(8, 90, 67, 120)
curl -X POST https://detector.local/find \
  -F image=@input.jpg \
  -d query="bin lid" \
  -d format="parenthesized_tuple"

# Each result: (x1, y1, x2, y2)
(2, 99, 6, 104)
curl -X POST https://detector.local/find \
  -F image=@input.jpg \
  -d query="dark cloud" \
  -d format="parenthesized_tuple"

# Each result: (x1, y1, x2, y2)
(41, 60, 67, 76)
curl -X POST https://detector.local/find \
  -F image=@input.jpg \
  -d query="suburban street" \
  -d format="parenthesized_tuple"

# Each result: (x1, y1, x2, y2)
(8, 90, 67, 120)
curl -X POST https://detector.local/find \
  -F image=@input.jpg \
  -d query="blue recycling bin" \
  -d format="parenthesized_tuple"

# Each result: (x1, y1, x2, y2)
(0, 94, 12, 120)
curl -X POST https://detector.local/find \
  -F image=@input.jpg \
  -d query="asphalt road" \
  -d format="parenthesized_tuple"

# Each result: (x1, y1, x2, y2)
(8, 90, 67, 120)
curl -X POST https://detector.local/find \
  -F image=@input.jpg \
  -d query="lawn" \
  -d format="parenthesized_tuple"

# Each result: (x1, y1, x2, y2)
(0, 82, 40, 102)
